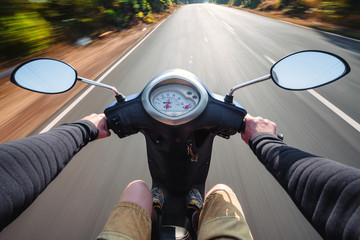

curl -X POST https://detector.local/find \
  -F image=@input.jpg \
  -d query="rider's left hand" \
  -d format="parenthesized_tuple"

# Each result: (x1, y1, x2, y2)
(82, 113, 111, 139)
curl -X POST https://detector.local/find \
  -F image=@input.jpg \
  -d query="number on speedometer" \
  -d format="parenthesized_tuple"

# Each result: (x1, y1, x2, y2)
(150, 84, 200, 117)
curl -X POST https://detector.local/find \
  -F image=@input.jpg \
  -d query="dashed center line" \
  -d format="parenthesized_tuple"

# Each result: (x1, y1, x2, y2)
(264, 55, 360, 132)
(206, 10, 221, 24)
(221, 20, 235, 34)
(264, 55, 276, 65)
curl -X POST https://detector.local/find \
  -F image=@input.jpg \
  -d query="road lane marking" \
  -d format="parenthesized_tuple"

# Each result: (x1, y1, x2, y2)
(40, 19, 167, 133)
(204, 8, 221, 24)
(264, 55, 360, 132)
(235, 36, 259, 60)
(189, 55, 194, 64)
(221, 20, 235, 34)
(264, 55, 276, 65)
(204, 6, 258, 60)
(208, 10, 216, 18)
(307, 89, 360, 132)
(204, 6, 235, 36)
(278, 20, 360, 43)
(40, 86, 95, 133)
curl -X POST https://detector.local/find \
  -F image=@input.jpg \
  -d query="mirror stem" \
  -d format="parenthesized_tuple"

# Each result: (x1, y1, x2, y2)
(224, 75, 271, 103)
(77, 77, 125, 102)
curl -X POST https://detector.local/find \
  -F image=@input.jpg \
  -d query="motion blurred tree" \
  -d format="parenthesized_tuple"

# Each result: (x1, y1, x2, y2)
(0, 0, 172, 61)
(0, 0, 28, 16)
(242, 0, 260, 8)
(39, 0, 101, 41)
(99, 0, 153, 28)
(215, 0, 230, 4)
(346, 0, 360, 10)
(0, 0, 52, 61)
(148, 0, 173, 12)
(232, 0, 242, 7)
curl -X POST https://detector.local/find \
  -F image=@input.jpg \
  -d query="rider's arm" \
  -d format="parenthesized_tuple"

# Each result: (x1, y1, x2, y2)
(0, 114, 110, 231)
(242, 115, 360, 240)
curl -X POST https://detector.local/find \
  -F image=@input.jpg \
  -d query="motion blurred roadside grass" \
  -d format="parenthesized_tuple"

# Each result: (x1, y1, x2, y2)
(0, 6, 178, 143)
(228, 0, 360, 39)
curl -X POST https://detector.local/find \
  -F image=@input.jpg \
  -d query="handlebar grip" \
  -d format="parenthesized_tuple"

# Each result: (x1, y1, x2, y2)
(239, 118, 246, 133)
(277, 134, 284, 140)
(238, 117, 284, 141)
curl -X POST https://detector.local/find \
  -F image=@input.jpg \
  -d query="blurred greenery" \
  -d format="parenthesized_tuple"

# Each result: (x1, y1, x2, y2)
(1, 0, 358, 62)
(0, 11, 52, 60)
(211, 0, 360, 12)
(0, 0, 175, 62)
(210, 0, 359, 28)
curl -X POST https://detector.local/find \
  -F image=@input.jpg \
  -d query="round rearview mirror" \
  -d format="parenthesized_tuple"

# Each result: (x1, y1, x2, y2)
(10, 58, 77, 94)
(271, 51, 350, 90)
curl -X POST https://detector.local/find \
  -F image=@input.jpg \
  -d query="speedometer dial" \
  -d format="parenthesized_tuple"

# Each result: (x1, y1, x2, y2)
(141, 69, 209, 125)
(150, 84, 200, 117)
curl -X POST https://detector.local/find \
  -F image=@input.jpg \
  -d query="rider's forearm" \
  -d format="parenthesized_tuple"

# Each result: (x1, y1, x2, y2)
(0, 120, 98, 231)
(249, 132, 360, 240)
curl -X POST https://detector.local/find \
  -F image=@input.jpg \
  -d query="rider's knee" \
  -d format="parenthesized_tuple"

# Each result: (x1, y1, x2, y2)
(206, 184, 235, 199)
(210, 184, 234, 194)
(122, 180, 151, 201)
(121, 180, 153, 217)
(128, 180, 148, 189)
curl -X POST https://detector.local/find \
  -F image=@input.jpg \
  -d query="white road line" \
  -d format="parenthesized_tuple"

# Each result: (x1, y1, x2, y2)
(221, 20, 235, 34)
(264, 55, 276, 64)
(264, 55, 360, 132)
(278, 20, 360, 43)
(39, 19, 166, 133)
(208, 10, 216, 18)
(205, 8, 221, 24)
(40, 86, 95, 133)
(205, 7, 235, 35)
(307, 89, 360, 132)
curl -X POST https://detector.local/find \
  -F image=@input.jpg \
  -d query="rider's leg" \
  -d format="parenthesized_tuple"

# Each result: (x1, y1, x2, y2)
(197, 184, 253, 240)
(97, 180, 152, 240)
(119, 180, 153, 217)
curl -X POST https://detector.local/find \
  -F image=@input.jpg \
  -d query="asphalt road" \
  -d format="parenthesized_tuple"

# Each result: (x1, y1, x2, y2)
(1, 4, 360, 240)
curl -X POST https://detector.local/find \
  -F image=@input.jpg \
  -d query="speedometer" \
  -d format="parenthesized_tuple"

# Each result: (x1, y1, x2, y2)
(150, 84, 200, 117)
(141, 69, 208, 125)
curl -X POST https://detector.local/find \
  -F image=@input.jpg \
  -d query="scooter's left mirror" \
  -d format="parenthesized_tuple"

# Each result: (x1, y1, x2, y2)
(11, 58, 77, 94)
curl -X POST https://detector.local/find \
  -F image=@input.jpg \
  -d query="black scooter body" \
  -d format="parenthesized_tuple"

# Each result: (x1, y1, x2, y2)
(105, 93, 246, 190)
(9, 50, 351, 240)
(105, 85, 247, 239)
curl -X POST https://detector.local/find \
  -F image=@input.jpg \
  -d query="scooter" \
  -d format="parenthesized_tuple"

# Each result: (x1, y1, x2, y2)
(10, 50, 350, 239)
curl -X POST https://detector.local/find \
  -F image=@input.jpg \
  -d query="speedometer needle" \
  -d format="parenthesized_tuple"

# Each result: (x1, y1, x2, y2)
(184, 104, 192, 109)
(165, 98, 170, 109)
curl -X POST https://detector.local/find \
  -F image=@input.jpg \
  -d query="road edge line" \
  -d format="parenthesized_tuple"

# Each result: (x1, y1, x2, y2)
(264, 55, 360, 133)
(39, 19, 166, 133)
(230, 6, 360, 43)
(307, 89, 360, 132)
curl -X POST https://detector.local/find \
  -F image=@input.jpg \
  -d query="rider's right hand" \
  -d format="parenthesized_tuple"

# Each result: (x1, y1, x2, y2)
(241, 114, 277, 145)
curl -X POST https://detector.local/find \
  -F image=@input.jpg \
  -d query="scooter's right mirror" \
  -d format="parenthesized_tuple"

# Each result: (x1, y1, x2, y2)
(271, 50, 351, 90)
